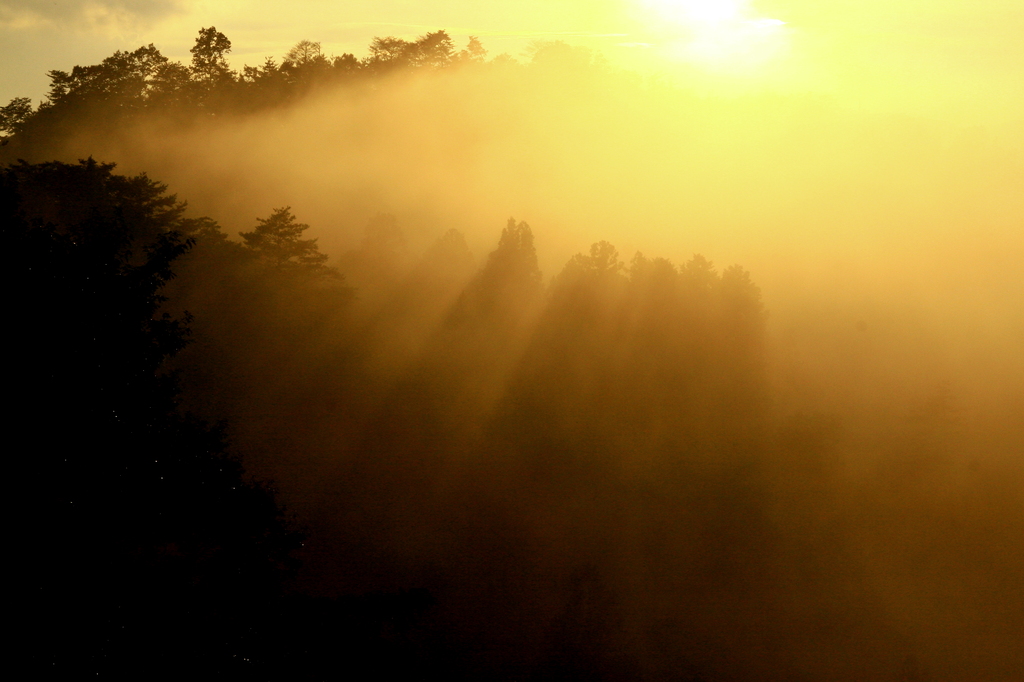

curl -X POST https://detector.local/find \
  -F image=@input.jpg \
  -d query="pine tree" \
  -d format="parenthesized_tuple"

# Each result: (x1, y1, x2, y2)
(240, 206, 335, 273)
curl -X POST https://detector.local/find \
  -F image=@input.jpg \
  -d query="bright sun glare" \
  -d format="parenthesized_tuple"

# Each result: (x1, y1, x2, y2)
(639, 0, 787, 71)
(648, 0, 743, 24)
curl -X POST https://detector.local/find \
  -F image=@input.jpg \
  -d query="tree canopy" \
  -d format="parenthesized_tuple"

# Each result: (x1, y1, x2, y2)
(0, 27, 573, 156)
(4, 159, 300, 676)
(240, 205, 335, 274)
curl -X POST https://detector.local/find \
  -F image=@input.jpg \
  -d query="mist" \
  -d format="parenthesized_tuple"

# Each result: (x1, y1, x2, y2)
(5, 29, 1022, 681)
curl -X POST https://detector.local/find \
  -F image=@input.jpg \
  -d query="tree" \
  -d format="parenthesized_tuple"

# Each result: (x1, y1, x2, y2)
(412, 30, 456, 68)
(240, 206, 335, 274)
(0, 29, 498, 156)
(366, 36, 413, 69)
(483, 217, 543, 290)
(280, 40, 334, 88)
(448, 218, 542, 326)
(149, 60, 194, 107)
(0, 97, 32, 141)
(458, 36, 488, 64)
(562, 240, 624, 279)
(44, 44, 169, 109)
(190, 26, 234, 86)
(364, 30, 457, 71)
(285, 40, 325, 66)
(4, 159, 299, 676)
(333, 52, 361, 72)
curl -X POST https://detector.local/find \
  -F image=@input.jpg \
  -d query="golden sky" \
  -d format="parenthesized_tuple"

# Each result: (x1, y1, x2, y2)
(1, 0, 1022, 125)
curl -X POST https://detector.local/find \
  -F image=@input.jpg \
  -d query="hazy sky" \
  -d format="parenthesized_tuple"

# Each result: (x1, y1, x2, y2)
(2, 0, 1022, 125)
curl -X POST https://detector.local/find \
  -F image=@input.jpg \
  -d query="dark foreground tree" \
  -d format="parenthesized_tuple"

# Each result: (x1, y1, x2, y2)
(3, 159, 300, 678)
(4, 159, 451, 680)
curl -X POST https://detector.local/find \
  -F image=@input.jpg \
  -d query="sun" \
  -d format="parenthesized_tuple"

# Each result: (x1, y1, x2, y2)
(636, 0, 788, 71)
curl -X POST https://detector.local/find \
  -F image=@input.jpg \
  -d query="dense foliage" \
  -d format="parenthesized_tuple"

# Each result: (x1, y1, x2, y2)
(1, 28, 495, 153)
(2, 159, 300, 676)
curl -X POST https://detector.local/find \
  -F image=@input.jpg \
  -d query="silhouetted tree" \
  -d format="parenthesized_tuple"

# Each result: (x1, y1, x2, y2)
(0, 28, 508, 158)
(191, 26, 234, 86)
(0, 96, 32, 141)
(4, 159, 300, 678)
(555, 240, 627, 296)
(423, 228, 476, 280)
(44, 43, 168, 109)
(413, 30, 457, 68)
(286, 40, 323, 66)
(453, 217, 541, 321)
(240, 206, 334, 273)
(458, 36, 488, 64)
(365, 30, 457, 72)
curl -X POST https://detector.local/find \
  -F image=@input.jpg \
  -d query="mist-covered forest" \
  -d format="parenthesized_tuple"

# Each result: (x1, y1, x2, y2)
(4, 27, 1022, 681)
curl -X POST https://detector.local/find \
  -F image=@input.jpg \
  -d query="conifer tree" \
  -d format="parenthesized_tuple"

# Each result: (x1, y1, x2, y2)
(240, 206, 333, 273)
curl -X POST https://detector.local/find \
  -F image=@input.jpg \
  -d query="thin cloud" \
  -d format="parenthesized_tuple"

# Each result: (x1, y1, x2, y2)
(0, 0, 183, 30)
(321, 22, 629, 39)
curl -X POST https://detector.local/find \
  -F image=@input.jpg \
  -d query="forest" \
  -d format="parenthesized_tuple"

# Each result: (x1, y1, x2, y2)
(4, 27, 1023, 681)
